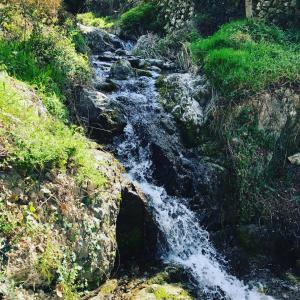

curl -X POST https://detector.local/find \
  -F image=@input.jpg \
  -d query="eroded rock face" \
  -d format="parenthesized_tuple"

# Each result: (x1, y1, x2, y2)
(0, 150, 123, 290)
(116, 183, 159, 263)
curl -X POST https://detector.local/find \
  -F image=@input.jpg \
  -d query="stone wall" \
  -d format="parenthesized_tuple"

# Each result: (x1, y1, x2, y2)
(256, 0, 299, 27)
(158, 0, 195, 32)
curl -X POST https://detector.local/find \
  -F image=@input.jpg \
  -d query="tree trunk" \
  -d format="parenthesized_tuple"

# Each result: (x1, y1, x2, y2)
(245, 0, 253, 18)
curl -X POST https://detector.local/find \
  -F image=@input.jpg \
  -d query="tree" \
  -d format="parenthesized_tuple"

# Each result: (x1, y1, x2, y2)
(245, 0, 253, 18)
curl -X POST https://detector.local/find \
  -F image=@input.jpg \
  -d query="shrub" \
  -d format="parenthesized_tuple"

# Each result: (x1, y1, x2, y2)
(191, 19, 300, 97)
(119, 1, 163, 36)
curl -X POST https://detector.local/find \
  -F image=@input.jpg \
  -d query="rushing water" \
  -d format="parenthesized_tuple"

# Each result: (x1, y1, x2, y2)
(92, 49, 274, 300)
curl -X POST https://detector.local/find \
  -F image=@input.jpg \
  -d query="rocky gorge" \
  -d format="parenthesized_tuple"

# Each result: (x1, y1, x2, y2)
(70, 24, 299, 299)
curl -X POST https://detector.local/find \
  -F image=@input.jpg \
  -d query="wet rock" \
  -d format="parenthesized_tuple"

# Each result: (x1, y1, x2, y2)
(132, 34, 160, 56)
(127, 57, 142, 68)
(116, 183, 159, 263)
(97, 54, 117, 62)
(110, 59, 134, 80)
(134, 283, 192, 299)
(115, 48, 127, 56)
(288, 153, 300, 165)
(135, 68, 153, 77)
(148, 65, 162, 73)
(156, 73, 218, 146)
(146, 58, 165, 68)
(74, 87, 126, 143)
(94, 78, 119, 93)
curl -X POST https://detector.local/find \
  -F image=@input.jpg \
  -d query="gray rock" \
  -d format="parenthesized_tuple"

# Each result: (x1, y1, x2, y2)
(135, 68, 153, 77)
(78, 24, 123, 53)
(110, 59, 134, 80)
(115, 48, 127, 56)
(156, 73, 218, 139)
(288, 153, 300, 165)
(74, 87, 126, 143)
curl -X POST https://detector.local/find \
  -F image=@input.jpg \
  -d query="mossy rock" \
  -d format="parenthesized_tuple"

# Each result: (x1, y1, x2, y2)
(134, 283, 192, 300)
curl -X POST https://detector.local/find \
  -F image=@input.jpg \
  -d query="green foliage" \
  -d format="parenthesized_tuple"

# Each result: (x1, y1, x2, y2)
(63, 17, 89, 54)
(191, 19, 300, 97)
(0, 25, 91, 120)
(57, 256, 81, 300)
(119, 1, 163, 36)
(77, 12, 114, 29)
(35, 240, 62, 284)
(0, 75, 106, 187)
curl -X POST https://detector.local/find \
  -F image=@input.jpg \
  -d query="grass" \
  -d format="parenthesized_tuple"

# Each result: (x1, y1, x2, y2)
(191, 19, 300, 97)
(0, 26, 91, 120)
(118, 1, 162, 36)
(0, 74, 106, 187)
(77, 12, 114, 29)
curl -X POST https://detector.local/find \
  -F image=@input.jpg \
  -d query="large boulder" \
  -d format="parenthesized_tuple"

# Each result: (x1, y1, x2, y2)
(156, 73, 218, 145)
(116, 183, 159, 263)
(78, 24, 123, 53)
(110, 59, 134, 80)
(74, 87, 126, 143)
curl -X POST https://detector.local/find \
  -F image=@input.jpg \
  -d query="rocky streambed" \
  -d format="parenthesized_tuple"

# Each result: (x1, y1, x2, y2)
(76, 25, 300, 300)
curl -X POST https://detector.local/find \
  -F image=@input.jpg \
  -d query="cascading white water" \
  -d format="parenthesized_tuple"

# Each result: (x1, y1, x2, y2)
(117, 123, 273, 300)
(93, 52, 275, 300)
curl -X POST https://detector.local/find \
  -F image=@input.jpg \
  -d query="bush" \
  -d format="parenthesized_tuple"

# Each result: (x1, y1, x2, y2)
(191, 19, 300, 97)
(119, 1, 163, 36)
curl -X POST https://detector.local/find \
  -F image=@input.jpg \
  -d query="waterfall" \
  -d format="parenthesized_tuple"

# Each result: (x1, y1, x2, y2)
(92, 49, 275, 300)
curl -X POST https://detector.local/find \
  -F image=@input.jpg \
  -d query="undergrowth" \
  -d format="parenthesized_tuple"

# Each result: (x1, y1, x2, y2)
(0, 24, 91, 121)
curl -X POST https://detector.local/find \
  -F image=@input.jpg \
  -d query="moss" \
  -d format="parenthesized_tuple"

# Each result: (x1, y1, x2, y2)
(99, 279, 118, 295)
(154, 287, 176, 300)
(35, 239, 62, 284)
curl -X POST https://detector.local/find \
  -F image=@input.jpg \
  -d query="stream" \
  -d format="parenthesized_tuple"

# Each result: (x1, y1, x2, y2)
(91, 43, 275, 300)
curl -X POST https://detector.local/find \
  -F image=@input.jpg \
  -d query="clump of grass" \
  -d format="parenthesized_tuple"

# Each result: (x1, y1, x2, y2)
(77, 12, 114, 29)
(191, 19, 300, 97)
(118, 2, 163, 36)
(0, 75, 106, 187)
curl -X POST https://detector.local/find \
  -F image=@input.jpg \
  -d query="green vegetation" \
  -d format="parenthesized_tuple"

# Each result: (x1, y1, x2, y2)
(77, 12, 114, 29)
(191, 19, 300, 97)
(0, 26, 91, 120)
(0, 75, 106, 187)
(119, 1, 163, 36)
